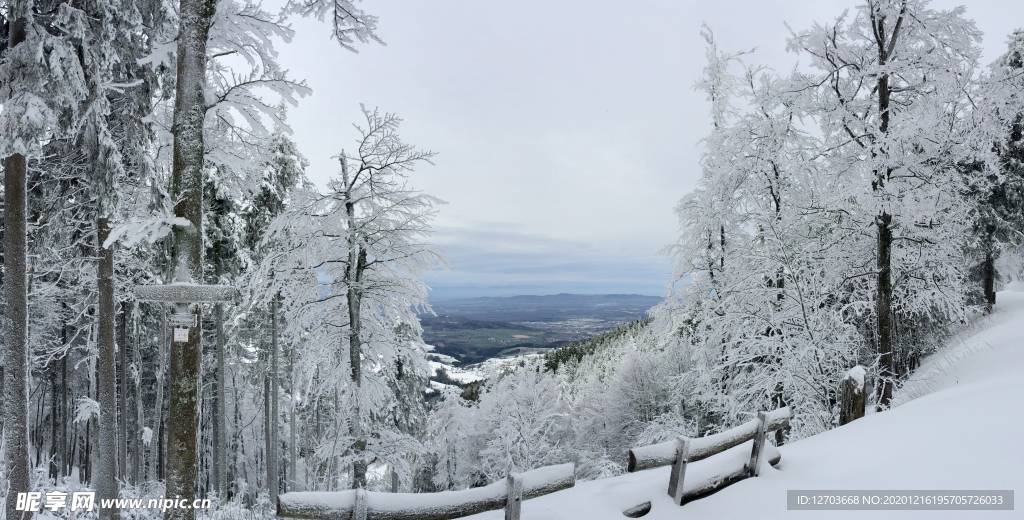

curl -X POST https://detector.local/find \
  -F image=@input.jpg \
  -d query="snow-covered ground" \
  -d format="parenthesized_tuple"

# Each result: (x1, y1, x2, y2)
(428, 360, 484, 385)
(427, 351, 546, 388)
(465, 290, 1024, 520)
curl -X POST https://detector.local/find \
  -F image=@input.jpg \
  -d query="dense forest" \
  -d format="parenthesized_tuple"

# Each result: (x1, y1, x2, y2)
(1, 0, 1023, 519)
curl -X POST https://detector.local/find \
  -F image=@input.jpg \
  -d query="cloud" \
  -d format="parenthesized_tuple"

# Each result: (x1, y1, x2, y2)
(422, 222, 672, 299)
(273, 0, 1024, 300)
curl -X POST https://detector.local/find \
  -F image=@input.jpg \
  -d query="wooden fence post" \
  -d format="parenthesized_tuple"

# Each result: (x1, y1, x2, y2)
(747, 411, 768, 477)
(505, 472, 523, 520)
(666, 437, 690, 505)
(840, 366, 866, 426)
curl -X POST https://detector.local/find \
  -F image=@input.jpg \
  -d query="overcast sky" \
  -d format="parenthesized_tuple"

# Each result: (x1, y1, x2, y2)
(273, 0, 1024, 301)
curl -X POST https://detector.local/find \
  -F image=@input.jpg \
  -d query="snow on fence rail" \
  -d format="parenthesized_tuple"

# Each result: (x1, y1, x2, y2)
(277, 463, 574, 520)
(627, 407, 790, 507)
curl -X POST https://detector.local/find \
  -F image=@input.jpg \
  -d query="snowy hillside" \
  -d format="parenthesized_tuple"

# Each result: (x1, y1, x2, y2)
(463, 290, 1024, 520)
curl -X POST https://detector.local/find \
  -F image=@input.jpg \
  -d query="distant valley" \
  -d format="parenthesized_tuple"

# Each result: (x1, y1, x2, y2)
(420, 293, 662, 365)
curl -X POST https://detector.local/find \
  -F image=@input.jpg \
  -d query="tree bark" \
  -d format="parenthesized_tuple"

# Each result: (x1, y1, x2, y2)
(62, 355, 69, 476)
(151, 311, 167, 481)
(50, 356, 60, 479)
(232, 370, 243, 498)
(272, 296, 280, 499)
(133, 307, 143, 484)
(119, 303, 129, 483)
(3, 14, 30, 520)
(264, 373, 272, 492)
(215, 299, 226, 495)
(97, 217, 120, 520)
(341, 156, 368, 489)
(265, 303, 278, 502)
(289, 341, 297, 492)
(213, 243, 226, 496)
(85, 406, 92, 484)
(983, 242, 996, 314)
(347, 247, 368, 488)
(34, 371, 44, 468)
(869, 3, 904, 411)
(166, 0, 217, 514)
(876, 213, 894, 409)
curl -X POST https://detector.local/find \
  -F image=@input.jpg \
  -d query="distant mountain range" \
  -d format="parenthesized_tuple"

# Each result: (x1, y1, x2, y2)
(419, 316, 536, 332)
(419, 294, 664, 365)
(422, 293, 664, 323)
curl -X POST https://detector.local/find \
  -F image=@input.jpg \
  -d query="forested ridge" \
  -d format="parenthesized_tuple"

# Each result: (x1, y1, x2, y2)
(1, 0, 1024, 519)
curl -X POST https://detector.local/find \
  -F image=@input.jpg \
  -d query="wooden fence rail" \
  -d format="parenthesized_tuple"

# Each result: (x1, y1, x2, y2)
(278, 408, 792, 519)
(627, 407, 790, 506)
(277, 463, 574, 520)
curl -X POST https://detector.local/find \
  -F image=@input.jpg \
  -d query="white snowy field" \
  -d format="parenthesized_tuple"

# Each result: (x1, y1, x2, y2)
(465, 290, 1024, 520)
(427, 353, 546, 388)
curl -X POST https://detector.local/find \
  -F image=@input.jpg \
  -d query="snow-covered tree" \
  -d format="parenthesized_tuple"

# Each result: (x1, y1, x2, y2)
(260, 106, 443, 490)
(962, 29, 1024, 312)
(1, 0, 89, 515)
(657, 1, 989, 444)
(786, 0, 982, 408)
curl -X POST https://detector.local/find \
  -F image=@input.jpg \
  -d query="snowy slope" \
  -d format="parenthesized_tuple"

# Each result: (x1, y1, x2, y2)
(465, 290, 1024, 520)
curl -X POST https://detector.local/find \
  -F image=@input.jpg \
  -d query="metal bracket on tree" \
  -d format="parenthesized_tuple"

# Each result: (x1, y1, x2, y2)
(134, 284, 236, 304)
(134, 284, 237, 343)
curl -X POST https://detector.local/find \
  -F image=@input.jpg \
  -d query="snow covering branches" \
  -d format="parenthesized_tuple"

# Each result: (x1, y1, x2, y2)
(660, 1, 1023, 440)
(0, 5, 88, 158)
(283, 0, 382, 52)
(255, 105, 443, 489)
(446, 11, 1023, 473)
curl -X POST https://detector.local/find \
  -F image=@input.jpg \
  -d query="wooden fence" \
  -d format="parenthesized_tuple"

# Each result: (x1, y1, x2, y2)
(277, 407, 791, 519)
(277, 463, 574, 520)
(626, 407, 790, 507)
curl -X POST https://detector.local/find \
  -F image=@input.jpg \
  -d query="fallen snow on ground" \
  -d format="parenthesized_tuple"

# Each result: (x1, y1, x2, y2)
(428, 360, 485, 385)
(427, 353, 548, 389)
(464, 291, 1024, 520)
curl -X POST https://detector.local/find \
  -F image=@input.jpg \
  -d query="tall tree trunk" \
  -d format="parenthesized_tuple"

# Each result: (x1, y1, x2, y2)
(333, 387, 343, 491)
(166, 0, 217, 515)
(84, 413, 91, 484)
(869, 3, 904, 411)
(214, 299, 226, 495)
(3, 18, 30, 520)
(289, 341, 297, 492)
(119, 303, 129, 483)
(265, 301, 279, 502)
(50, 362, 60, 479)
(97, 216, 120, 520)
(983, 226, 996, 314)
(347, 248, 368, 488)
(232, 369, 243, 498)
(132, 307, 143, 484)
(35, 379, 44, 468)
(61, 352, 68, 477)
(272, 296, 280, 498)
(340, 158, 368, 489)
(66, 359, 75, 478)
(151, 311, 167, 481)
(87, 371, 99, 485)
(983, 251, 996, 313)
(875, 213, 894, 409)
(213, 244, 226, 496)
(264, 375, 273, 496)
